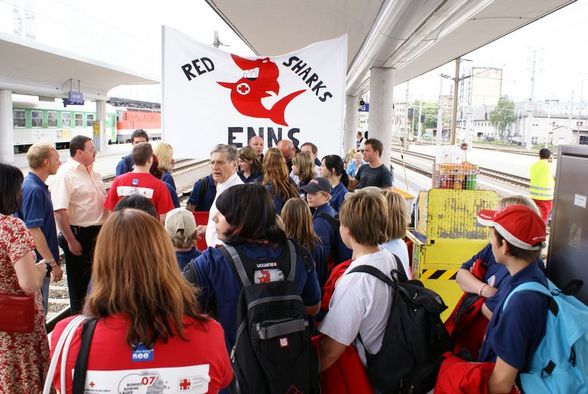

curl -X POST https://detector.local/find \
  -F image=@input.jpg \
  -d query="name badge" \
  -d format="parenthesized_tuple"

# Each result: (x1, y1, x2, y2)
(131, 343, 154, 362)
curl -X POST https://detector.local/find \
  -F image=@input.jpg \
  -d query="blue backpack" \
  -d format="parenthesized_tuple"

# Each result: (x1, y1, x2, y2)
(503, 279, 588, 394)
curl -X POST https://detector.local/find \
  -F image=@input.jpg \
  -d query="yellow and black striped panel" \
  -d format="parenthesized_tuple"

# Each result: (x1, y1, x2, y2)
(420, 269, 458, 280)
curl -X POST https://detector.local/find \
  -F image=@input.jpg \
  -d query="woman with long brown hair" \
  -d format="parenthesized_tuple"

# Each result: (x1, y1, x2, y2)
(50, 209, 231, 393)
(262, 147, 299, 215)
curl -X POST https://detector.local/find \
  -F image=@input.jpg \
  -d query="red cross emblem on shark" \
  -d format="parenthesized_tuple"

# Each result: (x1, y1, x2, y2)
(218, 55, 306, 126)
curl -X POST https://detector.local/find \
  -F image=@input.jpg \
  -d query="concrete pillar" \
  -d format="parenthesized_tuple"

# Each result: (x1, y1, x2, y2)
(344, 94, 359, 154)
(93, 99, 107, 152)
(368, 67, 394, 167)
(0, 90, 14, 163)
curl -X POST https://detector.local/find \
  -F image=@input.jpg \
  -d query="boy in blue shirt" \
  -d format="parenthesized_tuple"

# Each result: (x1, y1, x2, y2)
(476, 204, 548, 393)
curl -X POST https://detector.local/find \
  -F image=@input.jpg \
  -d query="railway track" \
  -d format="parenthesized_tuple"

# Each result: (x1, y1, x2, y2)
(391, 148, 531, 188)
(46, 158, 208, 330)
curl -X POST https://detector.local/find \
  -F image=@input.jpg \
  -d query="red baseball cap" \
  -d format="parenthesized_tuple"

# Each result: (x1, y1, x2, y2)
(477, 204, 546, 250)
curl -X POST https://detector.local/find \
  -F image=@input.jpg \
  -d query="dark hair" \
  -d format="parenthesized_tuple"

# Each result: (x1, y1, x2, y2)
(131, 129, 149, 143)
(493, 229, 542, 262)
(132, 142, 153, 166)
(365, 138, 383, 156)
(0, 163, 24, 214)
(69, 135, 92, 157)
(322, 154, 349, 187)
(114, 194, 158, 218)
(301, 142, 318, 155)
(539, 148, 552, 160)
(216, 184, 286, 245)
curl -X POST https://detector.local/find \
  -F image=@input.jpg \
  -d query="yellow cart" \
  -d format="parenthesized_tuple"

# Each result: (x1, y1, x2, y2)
(407, 188, 500, 320)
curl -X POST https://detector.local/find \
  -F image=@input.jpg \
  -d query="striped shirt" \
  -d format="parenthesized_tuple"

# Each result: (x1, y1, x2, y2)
(48, 158, 107, 227)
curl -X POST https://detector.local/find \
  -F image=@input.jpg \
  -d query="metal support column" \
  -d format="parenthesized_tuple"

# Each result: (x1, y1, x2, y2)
(368, 67, 394, 167)
(344, 94, 359, 154)
(0, 90, 14, 163)
(93, 99, 107, 152)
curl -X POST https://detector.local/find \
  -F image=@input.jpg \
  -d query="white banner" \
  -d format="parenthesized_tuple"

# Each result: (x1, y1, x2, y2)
(162, 26, 347, 159)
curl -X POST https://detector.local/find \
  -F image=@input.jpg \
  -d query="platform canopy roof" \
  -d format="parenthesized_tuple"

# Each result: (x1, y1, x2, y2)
(0, 33, 158, 100)
(206, 0, 575, 97)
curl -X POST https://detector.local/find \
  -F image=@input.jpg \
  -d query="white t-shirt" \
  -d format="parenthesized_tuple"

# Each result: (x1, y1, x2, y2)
(319, 248, 398, 365)
(380, 238, 412, 279)
(205, 172, 243, 246)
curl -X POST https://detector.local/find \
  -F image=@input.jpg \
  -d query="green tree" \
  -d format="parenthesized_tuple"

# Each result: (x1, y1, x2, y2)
(411, 100, 439, 133)
(489, 96, 517, 141)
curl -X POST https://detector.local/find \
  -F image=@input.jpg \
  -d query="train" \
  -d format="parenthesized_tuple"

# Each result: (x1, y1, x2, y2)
(12, 94, 161, 152)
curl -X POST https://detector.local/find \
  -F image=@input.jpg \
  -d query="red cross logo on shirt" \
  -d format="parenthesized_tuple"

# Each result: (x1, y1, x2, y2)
(179, 378, 191, 391)
(236, 83, 250, 95)
(89, 381, 95, 388)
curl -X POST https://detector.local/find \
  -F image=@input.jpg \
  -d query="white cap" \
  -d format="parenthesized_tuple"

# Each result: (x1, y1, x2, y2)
(164, 208, 196, 237)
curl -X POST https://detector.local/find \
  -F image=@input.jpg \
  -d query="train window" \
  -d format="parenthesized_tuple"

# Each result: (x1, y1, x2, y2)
(75, 113, 83, 127)
(48, 111, 58, 128)
(61, 112, 71, 128)
(86, 114, 95, 126)
(31, 110, 43, 127)
(13, 109, 25, 127)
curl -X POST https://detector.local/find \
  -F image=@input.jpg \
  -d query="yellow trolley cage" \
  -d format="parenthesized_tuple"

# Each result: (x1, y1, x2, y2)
(406, 188, 500, 320)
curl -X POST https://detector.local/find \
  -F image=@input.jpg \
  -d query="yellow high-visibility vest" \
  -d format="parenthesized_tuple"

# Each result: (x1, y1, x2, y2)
(529, 159, 555, 200)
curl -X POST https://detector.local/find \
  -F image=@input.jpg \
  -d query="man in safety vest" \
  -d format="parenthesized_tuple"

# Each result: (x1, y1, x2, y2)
(529, 148, 555, 224)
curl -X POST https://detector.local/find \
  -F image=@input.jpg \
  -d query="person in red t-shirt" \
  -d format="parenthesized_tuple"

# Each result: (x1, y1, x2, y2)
(50, 209, 232, 394)
(104, 142, 174, 222)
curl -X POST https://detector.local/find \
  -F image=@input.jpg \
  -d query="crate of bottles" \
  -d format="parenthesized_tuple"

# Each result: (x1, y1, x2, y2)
(432, 162, 479, 190)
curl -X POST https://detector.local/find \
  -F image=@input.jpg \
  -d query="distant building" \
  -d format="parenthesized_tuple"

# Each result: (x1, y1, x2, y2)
(464, 67, 503, 107)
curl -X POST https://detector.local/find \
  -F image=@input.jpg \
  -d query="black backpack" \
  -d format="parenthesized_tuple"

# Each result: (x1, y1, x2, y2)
(315, 212, 352, 265)
(348, 260, 450, 394)
(219, 240, 320, 394)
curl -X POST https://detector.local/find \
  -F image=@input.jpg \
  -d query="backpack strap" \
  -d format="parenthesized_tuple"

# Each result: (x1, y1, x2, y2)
(502, 281, 552, 311)
(220, 244, 252, 287)
(220, 240, 297, 287)
(316, 212, 339, 231)
(348, 265, 395, 287)
(197, 176, 209, 209)
(72, 318, 98, 394)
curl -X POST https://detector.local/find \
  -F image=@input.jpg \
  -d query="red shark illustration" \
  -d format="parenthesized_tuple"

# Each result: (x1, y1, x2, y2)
(218, 55, 306, 126)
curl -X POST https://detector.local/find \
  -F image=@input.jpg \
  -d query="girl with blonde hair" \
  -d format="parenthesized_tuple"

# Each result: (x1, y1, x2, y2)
(381, 190, 411, 278)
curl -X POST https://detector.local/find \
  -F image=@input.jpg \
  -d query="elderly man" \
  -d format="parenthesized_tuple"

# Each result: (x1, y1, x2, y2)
(249, 135, 265, 160)
(17, 143, 64, 313)
(49, 135, 107, 313)
(277, 139, 296, 173)
(205, 144, 244, 246)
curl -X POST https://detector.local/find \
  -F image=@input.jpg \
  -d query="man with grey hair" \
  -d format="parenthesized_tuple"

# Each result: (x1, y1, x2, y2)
(205, 144, 243, 246)
(17, 143, 63, 312)
(277, 139, 296, 173)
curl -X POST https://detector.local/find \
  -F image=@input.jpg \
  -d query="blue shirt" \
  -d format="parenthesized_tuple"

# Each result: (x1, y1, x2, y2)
(161, 172, 180, 208)
(478, 263, 548, 370)
(187, 175, 216, 212)
(329, 182, 348, 212)
(237, 171, 262, 184)
(175, 248, 200, 271)
(115, 154, 134, 176)
(191, 242, 321, 353)
(17, 172, 59, 262)
(161, 171, 177, 191)
(461, 244, 545, 312)
(312, 203, 352, 278)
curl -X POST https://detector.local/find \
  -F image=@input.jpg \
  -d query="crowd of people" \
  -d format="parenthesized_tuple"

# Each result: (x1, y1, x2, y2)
(0, 129, 565, 394)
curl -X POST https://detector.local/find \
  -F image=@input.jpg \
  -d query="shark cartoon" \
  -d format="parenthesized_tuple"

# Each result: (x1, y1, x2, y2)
(218, 55, 305, 126)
